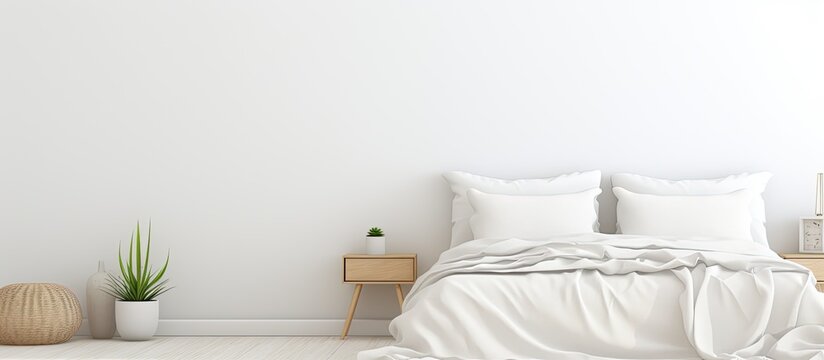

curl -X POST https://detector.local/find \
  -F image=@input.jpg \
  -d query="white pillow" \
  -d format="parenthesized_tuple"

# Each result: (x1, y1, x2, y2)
(611, 172, 772, 246)
(443, 170, 602, 247)
(467, 188, 602, 240)
(613, 187, 753, 240)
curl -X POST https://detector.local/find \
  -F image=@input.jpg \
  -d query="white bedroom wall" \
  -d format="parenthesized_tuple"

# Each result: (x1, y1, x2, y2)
(1, 0, 823, 329)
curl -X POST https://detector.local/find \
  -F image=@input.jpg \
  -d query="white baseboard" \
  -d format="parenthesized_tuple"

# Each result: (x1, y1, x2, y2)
(77, 319, 392, 337)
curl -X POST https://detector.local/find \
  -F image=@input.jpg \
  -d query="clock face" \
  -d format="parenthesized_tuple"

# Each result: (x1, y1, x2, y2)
(804, 219, 823, 251)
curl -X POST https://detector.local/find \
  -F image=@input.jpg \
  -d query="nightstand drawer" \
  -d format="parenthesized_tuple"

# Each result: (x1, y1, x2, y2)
(786, 259, 824, 281)
(344, 258, 415, 283)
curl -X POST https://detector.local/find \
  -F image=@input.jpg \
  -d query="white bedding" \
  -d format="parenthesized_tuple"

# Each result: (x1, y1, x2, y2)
(359, 234, 824, 360)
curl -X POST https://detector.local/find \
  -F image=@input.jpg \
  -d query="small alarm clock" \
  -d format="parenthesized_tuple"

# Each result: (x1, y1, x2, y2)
(799, 216, 824, 253)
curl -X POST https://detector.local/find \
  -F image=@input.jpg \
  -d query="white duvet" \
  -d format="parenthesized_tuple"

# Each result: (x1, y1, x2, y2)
(359, 234, 824, 360)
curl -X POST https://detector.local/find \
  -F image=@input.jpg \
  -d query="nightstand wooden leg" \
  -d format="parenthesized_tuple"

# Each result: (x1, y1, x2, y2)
(341, 284, 363, 339)
(394, 284, 404, 309)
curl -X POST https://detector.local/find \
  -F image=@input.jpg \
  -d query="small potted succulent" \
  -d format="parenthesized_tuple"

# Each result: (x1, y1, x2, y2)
(365, 227, 386, 255)
(103, 222, 172, 341)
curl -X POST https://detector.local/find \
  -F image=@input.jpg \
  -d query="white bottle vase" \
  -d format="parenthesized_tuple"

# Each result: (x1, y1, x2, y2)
(86, 261, 116, 339)
(366, 236, 386, 255)
(115, 300, 159, 341)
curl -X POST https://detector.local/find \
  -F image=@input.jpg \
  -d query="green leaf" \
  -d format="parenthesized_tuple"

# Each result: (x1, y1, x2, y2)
(135, 222, 142, 284)
(144, 220, 152, 285)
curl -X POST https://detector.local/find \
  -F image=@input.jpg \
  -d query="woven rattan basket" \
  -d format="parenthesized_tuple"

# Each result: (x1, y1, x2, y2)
(0, 283, 82, 345)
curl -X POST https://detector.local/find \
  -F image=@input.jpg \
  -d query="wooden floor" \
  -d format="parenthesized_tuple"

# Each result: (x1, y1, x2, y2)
(0, 336, 394, 359)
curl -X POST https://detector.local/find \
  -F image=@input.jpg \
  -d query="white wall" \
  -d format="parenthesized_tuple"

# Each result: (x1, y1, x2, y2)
(1, 0, 823, 329)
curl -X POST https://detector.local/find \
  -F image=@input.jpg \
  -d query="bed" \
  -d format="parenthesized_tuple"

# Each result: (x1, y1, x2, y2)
(359, 171, 824, 359)
(360, 234, 824, 359)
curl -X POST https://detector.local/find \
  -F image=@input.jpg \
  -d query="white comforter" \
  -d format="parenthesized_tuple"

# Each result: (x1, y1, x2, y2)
(359, 234, 824, 360)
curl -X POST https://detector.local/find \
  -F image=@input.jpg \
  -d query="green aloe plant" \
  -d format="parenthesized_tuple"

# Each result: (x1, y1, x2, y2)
(103, 222, 172, 301)
(367, 227, 384, 237)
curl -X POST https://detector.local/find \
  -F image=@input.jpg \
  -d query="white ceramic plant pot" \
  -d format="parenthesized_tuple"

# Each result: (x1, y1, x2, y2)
(115, 300, 159, 341)
(366, 236, 386, 255)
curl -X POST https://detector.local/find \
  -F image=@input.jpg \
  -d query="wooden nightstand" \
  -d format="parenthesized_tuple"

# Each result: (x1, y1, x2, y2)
(340, 253, 417, 339)
(781, 253, 824, 292)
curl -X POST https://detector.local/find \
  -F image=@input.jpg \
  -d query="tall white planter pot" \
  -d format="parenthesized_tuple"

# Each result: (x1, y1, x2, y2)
(115, 300, 159, 341)
(366, 236, 386, 255)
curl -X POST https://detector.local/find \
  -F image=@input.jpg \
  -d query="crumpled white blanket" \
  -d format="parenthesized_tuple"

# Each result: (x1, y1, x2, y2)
(359, 234, 824, 360)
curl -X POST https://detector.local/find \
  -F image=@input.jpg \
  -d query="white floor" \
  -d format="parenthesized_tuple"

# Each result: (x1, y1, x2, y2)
(0, 336, 394, 359)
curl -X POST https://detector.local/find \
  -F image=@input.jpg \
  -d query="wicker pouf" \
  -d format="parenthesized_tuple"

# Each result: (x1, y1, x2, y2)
(0, 283, 82, 345)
